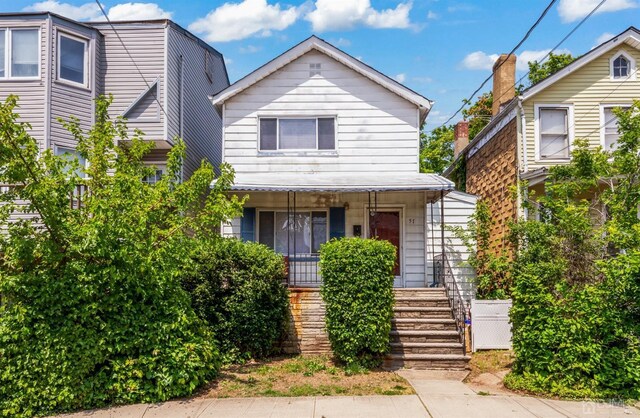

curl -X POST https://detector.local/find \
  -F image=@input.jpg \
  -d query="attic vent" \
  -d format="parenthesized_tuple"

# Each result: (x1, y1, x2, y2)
(309, 63, 321, 76)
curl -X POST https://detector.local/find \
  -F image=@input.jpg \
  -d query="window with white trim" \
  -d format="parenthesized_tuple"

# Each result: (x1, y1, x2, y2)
(610, 52, 636, 80)
(55, 146, 86, 177)
(259, 117, 335, 151)
(602, 105, 630, 150)
(538, 107, 570, 159)
(0, 28, 39, 78)
(142, 165, 166, 185)
(258, 210, 328, 254)
(58, 33, 87, 86)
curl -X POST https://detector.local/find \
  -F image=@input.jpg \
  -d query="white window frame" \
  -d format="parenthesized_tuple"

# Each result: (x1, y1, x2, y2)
(255, 208, 329, 255)
(257, 116, 337, 154)
(54, 145, 87, 177)
(534, 103, 574, 162)
(609, 50, 636, 81)
(56, 30, 89, 88)
(0, 27, 41, 80)
(142, 163, 167, 185)
(599, 103, 631, 150)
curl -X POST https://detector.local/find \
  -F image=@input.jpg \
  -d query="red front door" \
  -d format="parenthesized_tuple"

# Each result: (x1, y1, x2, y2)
(369, 211, 401, 276)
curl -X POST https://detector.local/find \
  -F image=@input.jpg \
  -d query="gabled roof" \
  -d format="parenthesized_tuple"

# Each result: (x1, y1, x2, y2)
(211, 35, 433, 121)
(521, 26, 640, 100)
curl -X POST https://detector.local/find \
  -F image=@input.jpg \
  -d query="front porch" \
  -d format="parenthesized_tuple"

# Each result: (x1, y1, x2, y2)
(222, 172, 469, 289)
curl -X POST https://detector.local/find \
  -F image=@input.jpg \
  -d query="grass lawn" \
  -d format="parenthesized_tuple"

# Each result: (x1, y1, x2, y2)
(198, 355, 415, 398)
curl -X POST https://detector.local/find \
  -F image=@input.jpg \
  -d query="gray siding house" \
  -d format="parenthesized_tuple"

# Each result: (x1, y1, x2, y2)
(0, 12, 229, 179)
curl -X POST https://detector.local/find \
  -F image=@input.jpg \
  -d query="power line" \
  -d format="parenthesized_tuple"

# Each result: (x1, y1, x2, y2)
(431, 0, 608, 135)
(94, 0, 169, 120)
(435, 0, 558, 129)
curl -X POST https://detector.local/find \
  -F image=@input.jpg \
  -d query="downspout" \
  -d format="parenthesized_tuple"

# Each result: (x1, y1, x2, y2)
(517, 98, 528, 219)
(179, 54, 184, 182)
(43, 17, 52, 154)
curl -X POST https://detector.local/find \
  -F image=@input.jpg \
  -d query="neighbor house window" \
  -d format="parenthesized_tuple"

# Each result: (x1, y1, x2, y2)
(55, 146, 86, 177)
(259, 117, 336, 151)
(602, 105, 630, 150)
(610, 52, 636, 80)
(58, 33, 87, 86)
(0, 28, 39, 78)
(538, 107, 570, 160)
(258, 211, 328, 254)
(142, 165, 165, 185)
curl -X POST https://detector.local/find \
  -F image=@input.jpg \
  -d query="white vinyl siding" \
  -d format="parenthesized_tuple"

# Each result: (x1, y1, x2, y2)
(223, 50, 420, 175)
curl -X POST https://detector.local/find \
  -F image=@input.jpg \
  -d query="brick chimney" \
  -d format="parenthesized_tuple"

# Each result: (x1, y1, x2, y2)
(453, 120, 469, 158)
(492, 53, 516, 116)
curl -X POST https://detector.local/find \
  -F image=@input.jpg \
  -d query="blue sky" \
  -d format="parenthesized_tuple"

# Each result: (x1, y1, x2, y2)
(4, 0, 640, 131)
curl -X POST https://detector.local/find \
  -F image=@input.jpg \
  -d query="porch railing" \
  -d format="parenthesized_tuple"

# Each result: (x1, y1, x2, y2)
(284, 254, 321, 287)
(434, 254, 469, 354)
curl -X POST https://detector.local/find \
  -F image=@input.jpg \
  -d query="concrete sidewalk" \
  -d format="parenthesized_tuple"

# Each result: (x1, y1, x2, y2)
(58, 395, 428, 418)
(399, 370, 640, 418)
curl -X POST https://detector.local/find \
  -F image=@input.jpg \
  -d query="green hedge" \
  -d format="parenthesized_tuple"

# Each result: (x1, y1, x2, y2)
(319, 237, 396, 368)
(182, 238, 289, 362)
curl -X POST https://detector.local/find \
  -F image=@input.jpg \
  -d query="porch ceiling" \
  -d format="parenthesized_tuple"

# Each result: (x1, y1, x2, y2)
(224, 172, 454, 193)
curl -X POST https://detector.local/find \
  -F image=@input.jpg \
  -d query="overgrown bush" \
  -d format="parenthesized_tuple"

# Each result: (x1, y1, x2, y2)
(506, 102, 640, 399)
(319, 237, 396, 368)
(182, 238, 289, 362)
(0, 95, 243, 417)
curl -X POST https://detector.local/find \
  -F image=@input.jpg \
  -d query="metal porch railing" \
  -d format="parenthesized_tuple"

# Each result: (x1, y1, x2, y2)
(434, 253, 469, 354)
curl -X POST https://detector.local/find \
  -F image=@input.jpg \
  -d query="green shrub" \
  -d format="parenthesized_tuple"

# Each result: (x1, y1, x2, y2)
(182, 238, 289, 362)
(319, 237, 396, 368)
(0, 96, 243, 417)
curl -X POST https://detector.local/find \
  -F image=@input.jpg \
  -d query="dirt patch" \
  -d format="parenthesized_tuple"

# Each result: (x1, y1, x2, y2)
(197, 355, 415, 398)
(464, 350, 515, 395)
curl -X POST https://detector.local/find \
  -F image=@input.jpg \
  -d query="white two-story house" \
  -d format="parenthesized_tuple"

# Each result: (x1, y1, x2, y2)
(213, 36, 473, 290)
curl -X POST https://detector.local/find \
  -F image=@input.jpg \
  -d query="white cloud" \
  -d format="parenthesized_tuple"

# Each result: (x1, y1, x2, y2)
(395, 73, 406, 83)
(427, 10, 439, 19)
(462, 49, 571, 72)
(413, 76, 433, 84)
(23, 1, 101, 20)
(593, 32, 615, 47)
(189, 0, 301, 43)
(23, 1, 172, 21)
(557, 0, 638, 23)
(306, 0, 413, 32)
(107, 3, 172, 20)
(331, 37, 352, 47)
(461, 51, 499, 70)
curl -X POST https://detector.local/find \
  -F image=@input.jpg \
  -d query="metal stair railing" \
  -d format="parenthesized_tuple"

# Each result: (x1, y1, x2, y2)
(434, 254, 468, 354)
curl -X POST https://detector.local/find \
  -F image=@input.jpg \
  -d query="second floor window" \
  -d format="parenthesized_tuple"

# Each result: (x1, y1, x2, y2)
(602, 106, 630, 150)
(58, 33, 87, 86)
(612, 55, 630, 79)
(259, 117, 335, 151)
(538, 107, 570, 160)
(0, 28, 39, 78)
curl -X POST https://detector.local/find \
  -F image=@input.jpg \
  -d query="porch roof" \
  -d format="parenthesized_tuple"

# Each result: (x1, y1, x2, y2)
(227, 172, 454, 193)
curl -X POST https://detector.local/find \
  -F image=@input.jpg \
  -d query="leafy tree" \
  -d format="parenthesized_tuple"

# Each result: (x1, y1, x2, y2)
(0, 95, 244, 417)
(528, 52, 575, 85)
(462, 91, 493, 140)
(419, 124, 454, 174)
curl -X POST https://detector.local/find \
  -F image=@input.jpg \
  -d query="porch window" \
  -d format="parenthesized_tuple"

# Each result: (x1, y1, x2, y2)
(259, 117, 335, 151)
(538, 107, 570, 159)
(258, 210, 328, 254)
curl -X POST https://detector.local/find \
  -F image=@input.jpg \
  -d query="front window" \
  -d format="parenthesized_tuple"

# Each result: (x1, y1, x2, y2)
(142, 166, 165, 185)
(258, 210, 328, 254)
(602, 106, 630, 150)
(259, 117, 335, 151)
(8, 29, 39, 78)
(538, 107, 570, 159)
(59, 33, 87, 86)
(0, 30, 5, 78)
(55, 147, 86, 177)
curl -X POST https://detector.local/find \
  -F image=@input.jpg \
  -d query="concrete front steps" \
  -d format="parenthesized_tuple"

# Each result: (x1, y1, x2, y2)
(384, 288, 470, 371)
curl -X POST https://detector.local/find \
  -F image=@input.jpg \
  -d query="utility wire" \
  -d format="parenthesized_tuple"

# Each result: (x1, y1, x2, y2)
(94, 0, 169, 119)
(430, 0, 608, 135)
(435, 0, 558, 130)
